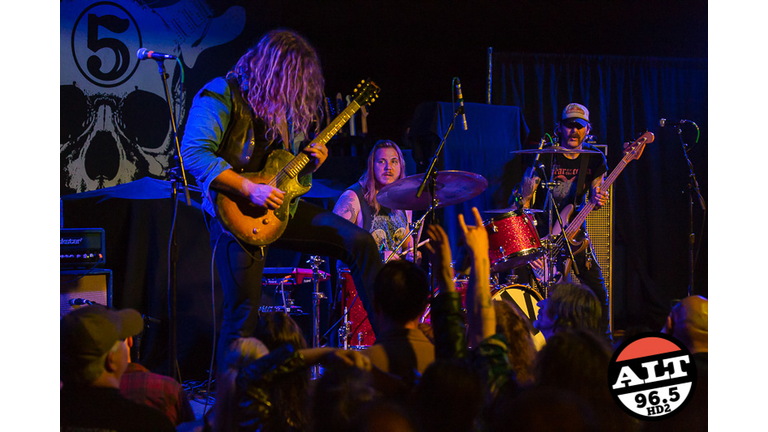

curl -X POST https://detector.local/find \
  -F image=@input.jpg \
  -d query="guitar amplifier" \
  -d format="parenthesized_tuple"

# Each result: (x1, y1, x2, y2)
(60, 269, 113, 316)
(60, 228, 105, 269)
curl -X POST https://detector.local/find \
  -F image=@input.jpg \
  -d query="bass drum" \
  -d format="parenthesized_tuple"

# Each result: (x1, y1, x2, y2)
(492, 284, 546, 350)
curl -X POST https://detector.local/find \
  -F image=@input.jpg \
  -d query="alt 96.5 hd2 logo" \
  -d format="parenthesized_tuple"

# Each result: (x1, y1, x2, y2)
(608, 333, 697, 420)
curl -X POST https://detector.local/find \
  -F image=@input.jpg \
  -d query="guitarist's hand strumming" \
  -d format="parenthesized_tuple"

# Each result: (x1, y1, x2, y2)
(246, 181, 285, 210)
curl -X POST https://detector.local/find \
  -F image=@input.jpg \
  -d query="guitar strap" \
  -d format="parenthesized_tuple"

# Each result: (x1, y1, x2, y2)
(574, 153, 590, 208)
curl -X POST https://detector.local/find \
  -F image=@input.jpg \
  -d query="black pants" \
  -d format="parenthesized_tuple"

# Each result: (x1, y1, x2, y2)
(516, 241, 610, 338)
(208, 200, 382, 374)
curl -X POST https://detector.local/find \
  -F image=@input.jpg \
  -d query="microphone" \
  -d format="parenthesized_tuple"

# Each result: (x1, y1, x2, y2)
(659, 118, 689, 128)
(68, 298, 100, 306)
(136, 48, 176, 61)
(455, 78, 468, 130)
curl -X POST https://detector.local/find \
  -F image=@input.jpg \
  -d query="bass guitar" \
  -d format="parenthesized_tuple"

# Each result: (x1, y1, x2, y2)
(216, 80, 380, 246)
(534, 131, 654, 282)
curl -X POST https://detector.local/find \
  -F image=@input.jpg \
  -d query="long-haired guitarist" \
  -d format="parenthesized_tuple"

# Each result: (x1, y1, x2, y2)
(513, 103, 610, 337)
(181, 29, 383, 374)
(332, 140, 418, 263)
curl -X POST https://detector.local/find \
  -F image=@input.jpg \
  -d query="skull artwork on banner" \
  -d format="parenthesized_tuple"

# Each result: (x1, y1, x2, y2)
(60, 0, 245, 194)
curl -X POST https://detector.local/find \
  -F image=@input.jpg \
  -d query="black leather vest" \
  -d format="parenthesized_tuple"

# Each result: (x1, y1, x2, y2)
(216, 75, 275, 173)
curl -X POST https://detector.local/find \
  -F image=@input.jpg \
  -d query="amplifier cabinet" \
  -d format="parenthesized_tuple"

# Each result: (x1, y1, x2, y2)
(60, 269, 113, 317)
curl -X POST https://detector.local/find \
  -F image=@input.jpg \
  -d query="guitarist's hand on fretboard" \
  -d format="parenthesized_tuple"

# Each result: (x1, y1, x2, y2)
(299, 141, 329, 176)
(245, 181, 285, 210)
(590, 184, 609, 209)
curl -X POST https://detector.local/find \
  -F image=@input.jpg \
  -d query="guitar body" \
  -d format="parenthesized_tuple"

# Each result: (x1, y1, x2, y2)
(216, 149, 310, 246)
(535, 204, 589, 285)
(548, 203, 589, 256)
(213, 79, 381, 247)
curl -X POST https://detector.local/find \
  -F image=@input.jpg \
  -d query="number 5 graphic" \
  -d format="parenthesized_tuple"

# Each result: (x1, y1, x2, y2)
(86, 13, 130, 81)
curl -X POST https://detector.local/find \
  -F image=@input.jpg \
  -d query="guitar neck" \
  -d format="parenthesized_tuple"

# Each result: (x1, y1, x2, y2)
(272, 100, 363, 185)
(563, 155, 630, 240)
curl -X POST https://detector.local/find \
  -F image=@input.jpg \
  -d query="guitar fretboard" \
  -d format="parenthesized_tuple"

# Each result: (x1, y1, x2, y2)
(270, 100, 361, 188)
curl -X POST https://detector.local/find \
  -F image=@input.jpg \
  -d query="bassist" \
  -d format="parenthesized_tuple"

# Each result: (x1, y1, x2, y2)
(515, 103, 610, 337)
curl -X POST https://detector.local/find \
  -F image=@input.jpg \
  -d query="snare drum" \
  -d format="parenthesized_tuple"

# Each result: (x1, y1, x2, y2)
(491, 284, 546, 350)
(484, 212, 544, 272)
(338, 269, 376, 349)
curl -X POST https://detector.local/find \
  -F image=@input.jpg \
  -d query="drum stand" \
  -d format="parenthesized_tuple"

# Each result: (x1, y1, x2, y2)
(535, 160, 580, 297)
(386, 209, 432, 264)
(308, 256, 325, 379)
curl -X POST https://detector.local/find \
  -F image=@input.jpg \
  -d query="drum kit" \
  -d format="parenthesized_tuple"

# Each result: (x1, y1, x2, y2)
(338, 145, 603, 349)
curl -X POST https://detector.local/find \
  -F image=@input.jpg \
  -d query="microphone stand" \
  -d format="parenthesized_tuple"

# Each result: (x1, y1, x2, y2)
(536, 159, 579, 297)
(153, 58, 191, 383)
(416, 106, 462, 216)
(416, 104, 462, 291)
(675, 125, 706, 296)
(308, 256, 325, 380)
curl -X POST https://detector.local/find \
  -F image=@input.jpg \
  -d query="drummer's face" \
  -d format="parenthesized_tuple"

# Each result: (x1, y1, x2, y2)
(559, 120, 590, 149)
(374, 147, 401, 187)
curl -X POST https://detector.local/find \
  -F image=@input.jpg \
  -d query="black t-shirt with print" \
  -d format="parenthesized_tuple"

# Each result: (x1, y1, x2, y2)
(529, 143, 607, 235)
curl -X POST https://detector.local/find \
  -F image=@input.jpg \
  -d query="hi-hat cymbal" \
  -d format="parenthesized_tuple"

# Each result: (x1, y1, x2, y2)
(377, 170, 488, 210)
(510, 147, 602, 155)
(484, 207, 543, 214)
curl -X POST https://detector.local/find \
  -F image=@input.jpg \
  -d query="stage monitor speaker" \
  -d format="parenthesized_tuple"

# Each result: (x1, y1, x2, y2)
(566, 144, 613, 332)
(60, 269, 113, 317)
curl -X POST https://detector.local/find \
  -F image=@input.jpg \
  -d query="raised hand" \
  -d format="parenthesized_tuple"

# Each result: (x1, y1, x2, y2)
(458, 207, 495, 345)
(423, 224, 454, 291)
(324, 349, 372, 371)
(457, 207, 489, 262)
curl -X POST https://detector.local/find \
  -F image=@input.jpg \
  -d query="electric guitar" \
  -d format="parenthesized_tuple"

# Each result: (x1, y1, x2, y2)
(215, 80, 380, 246)
(533, 131, 654, 282)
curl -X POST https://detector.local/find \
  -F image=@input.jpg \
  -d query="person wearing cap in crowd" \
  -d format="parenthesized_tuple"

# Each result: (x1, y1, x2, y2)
(60, 305, 175, 431)
(119, 336, 196, 426)
(513, 103, 610, 338)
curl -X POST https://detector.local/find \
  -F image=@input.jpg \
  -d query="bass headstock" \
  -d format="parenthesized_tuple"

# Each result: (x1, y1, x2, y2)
(623, 131, 655, 161)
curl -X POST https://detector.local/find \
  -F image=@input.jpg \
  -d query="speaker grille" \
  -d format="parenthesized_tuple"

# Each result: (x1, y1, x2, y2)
(567, 145, 613, 331)
(60, 269, 113, 317)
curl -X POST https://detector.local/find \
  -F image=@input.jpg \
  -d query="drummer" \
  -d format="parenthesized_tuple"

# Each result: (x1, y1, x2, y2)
(513, 102, 610, 337)
(333, 140, 418, 262)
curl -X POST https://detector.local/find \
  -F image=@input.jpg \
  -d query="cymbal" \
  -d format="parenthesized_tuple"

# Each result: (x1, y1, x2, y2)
(377, 170, 488, 210)
(510, 147, 602, 155)
(484, 207, 543, 215)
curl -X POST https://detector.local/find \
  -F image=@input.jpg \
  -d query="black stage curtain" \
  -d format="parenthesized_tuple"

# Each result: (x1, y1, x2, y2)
(492, 52, 708, 331)
(408, 101, 529, 260)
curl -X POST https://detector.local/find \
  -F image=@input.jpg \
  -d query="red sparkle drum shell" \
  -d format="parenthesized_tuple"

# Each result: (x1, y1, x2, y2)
(484, 212, 544, 272)
(420, 278, 470, 325)
(491, 284, 546, 350)
(339, 269, 376, 348)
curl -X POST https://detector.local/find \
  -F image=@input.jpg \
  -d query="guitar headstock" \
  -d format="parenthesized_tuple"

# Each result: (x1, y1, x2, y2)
(352, 80, 380, 107)
(623, 131, 654, 161)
